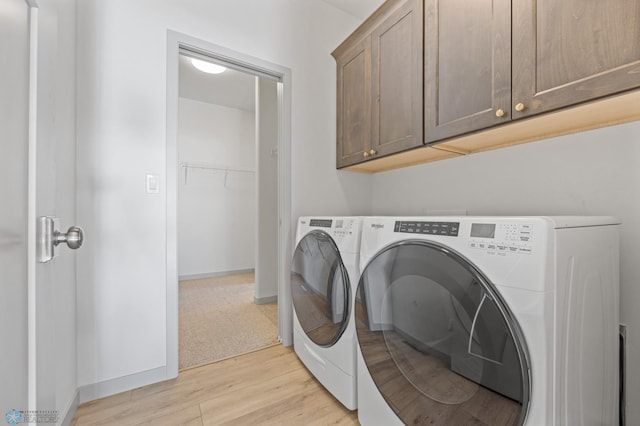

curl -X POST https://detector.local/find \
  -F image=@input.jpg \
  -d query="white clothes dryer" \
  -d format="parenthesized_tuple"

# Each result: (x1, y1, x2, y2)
(291, 216, 363, 410)
(355, 216, 620, 425)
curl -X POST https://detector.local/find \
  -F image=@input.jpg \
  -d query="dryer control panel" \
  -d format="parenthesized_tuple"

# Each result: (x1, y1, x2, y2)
(469, 222, 533, 255)
(394, 220, 460, 236)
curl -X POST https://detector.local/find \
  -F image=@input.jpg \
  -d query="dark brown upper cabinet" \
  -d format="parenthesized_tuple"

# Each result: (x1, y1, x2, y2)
(335, 0, 640, 172)
(333, 0, 423, 169)
(512, 0, 640, 118)
(424, 0, 512, 143)
(334, 36, 372, 168)
(425, 0, 640, 143)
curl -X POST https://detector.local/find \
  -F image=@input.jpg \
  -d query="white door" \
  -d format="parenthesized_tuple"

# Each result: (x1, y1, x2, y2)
(0, 0, 31, 416)
(1, 0, 80, 421)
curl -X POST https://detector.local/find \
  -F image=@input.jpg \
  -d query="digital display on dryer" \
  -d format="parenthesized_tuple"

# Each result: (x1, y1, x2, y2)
(309, 219, 332, 227)
(471, 223, 496, 238)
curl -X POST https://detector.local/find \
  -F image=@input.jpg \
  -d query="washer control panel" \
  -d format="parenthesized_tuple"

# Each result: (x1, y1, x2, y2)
(308, 218, 356, 237)
(469, 222, 533, 255)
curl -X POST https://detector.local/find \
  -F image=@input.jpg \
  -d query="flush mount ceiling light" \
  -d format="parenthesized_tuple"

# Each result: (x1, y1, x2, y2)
(191, 58, 226, 74)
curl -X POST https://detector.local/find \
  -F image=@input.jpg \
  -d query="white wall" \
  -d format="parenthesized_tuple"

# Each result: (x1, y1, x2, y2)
(76, 0, 371, 392)
(178, 98, 256, 278)
(371, 120, 640, 423)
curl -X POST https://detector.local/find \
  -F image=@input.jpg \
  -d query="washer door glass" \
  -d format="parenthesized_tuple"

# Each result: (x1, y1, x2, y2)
(291, 230, 350, 347)
(356, 240, 530, 425)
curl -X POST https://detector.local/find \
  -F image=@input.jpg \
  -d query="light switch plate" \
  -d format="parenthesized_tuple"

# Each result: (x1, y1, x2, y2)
(146, 174, 160, 194)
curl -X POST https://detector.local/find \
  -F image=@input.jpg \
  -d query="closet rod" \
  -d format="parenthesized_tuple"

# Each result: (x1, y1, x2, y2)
(180, 162, 255, 174)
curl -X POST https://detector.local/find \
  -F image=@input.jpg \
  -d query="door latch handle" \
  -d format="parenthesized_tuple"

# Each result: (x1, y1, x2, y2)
(54, 226, 83, 250)
(37, 217, 84, 263)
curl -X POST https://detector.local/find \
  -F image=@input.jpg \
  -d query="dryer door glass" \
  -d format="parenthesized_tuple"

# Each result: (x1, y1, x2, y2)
(291, 230, 350, 347)
(356, 240, 530, 425)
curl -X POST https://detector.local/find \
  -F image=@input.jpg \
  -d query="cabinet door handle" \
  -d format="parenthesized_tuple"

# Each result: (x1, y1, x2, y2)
(515, 103, 526, 112)
(495, 108, 505, 117)
(369, 149, 377, 155)
(363, 151, 369, 158)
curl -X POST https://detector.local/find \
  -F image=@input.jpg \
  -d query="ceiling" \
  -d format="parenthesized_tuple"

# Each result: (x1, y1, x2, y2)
(179, 54, 256, 112)
(179, 1, 385, 110)
(319, 0, 384, 20)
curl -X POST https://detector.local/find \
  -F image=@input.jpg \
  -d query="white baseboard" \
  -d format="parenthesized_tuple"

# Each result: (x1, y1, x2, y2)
(254, 295, 277, 305)
(178, 268, 255, 281)
(78, 366, 167, 404)
(60, 391, 79, 426)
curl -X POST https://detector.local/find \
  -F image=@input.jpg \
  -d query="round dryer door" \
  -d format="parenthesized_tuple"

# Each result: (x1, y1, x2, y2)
(291, 230, 350, 347)
(356, 240, 531, 425)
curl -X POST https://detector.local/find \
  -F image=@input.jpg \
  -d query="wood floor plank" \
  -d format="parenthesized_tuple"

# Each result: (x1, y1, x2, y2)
(199, 368, 315, 424)
(70, 391, 133, 425)
(72, 345, 358, 425)
(259, 381, 359, 426)
(201, 373, 358, 426)
(131, 404, 203, 426)
(128, 347, 302, 409)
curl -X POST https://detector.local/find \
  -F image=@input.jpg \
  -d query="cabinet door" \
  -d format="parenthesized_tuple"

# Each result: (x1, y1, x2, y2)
(371, 0, 423, 158)
(336, 36, 372, 168)
(512, 0, 640, 118)
(424, 0, 511, 143)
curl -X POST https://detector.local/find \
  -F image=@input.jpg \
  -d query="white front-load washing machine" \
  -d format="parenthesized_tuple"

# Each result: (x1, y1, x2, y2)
(290, 216, 363, 410)
(355, 216, 620, 425)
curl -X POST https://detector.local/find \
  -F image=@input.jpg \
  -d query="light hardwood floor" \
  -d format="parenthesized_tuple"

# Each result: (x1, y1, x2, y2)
(71, 344, 359, 425)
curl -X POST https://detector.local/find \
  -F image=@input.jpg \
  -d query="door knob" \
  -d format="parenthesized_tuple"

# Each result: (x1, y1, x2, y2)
(37, 217, 84, 263)
(54, 226, 84, 250)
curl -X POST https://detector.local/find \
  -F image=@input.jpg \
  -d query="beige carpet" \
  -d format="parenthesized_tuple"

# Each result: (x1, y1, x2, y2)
(179, 272, 278, 369)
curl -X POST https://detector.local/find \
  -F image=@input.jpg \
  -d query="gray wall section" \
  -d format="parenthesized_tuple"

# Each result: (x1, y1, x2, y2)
(255, 77, 279, 301)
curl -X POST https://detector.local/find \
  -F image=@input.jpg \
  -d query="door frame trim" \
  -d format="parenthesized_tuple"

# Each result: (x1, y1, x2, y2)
(26, 0, 38, 411)
(165, 30, 293, 378)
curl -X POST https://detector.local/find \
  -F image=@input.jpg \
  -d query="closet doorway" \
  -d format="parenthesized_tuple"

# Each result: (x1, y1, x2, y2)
(176, 51, 279, 369)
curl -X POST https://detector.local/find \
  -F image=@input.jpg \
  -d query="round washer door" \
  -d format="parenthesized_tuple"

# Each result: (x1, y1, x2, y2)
(356, 240, 530, 425)
(291, 230, 350, 347)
